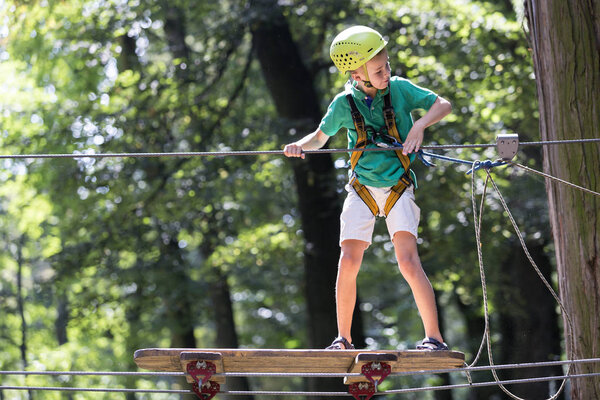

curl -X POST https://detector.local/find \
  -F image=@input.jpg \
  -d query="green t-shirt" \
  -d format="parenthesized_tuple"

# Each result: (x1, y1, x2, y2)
(318, 76, 438, 187)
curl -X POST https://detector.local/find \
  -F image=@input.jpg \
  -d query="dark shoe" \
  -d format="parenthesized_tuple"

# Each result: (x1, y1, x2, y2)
(326, 336, 355, 350)
(416, 337, 449, 351)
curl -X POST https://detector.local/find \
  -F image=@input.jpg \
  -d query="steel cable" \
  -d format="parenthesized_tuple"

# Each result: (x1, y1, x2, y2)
(2, 372, 600, 397)
(0, 138, 598, 160)
(2, 357, 598, 379)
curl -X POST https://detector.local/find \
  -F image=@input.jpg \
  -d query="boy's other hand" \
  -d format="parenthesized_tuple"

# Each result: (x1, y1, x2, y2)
(284, 143, 305, 159)
(402, 125, 425, 155)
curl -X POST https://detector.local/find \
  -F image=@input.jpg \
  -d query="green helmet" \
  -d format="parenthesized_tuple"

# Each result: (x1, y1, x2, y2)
(330, 26, 387, 73)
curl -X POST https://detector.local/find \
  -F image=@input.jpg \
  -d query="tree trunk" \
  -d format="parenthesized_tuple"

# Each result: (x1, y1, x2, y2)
(160, 5, 255, 396)
(433, 289, 452, 400)
(16, 236, 33, 400)
(525, 1, 600, 398)
(210, 268, 254, 400)
(248, 0, 341, 347)
(55, 293, 69, 346)
(54, 291, 74, 400)
(455, 300, 496, 400)
(497, 241, 564, 399)
(248, 1, 352, 397)
(161, 239, 197, 394)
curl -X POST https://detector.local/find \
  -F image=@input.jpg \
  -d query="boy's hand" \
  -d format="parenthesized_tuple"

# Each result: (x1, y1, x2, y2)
(402, 124, 425, 155)
(283, 143, 305, 159)
(402, 97, 451, 155)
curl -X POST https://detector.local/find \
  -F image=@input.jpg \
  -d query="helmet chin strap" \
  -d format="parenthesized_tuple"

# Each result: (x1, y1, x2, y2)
(362, 64, 373, 88)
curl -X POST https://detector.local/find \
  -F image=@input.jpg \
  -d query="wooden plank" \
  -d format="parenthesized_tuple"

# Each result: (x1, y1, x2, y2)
(179, 352, 225, 384)
(134, 348, 465, 382)
(135, 349, 396, 373)
(396, 350, 465, 371)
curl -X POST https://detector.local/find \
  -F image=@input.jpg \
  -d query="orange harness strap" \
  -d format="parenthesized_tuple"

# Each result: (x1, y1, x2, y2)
(382, 94, 412, 174)
(383, 173, 413, 216)
(348, 99, 368, 172)
(350, 175, 380, 216)
(346, 89, 413, 217)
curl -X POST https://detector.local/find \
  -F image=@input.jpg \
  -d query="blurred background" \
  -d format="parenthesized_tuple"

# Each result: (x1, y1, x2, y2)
(0, 0, 567, 399)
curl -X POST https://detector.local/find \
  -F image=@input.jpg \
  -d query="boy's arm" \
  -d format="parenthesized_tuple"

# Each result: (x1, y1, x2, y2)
(402, 96, 452, 155)
(283, 129, 330, 159)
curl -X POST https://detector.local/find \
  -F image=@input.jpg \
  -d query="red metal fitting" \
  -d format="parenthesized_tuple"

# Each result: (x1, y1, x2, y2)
(362, 361, 391, 385)
(191, 380, 220, 400)
(348, 381, 376, 400)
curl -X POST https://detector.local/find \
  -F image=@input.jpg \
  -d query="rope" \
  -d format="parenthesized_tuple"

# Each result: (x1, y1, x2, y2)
(467, 161, 581, 400)
(0, 146, 481, 160)
(213, 371, 600, 396)
(518, 138, 600, 147)
(0, 386, 192, 395)
(2, 138, 597, 198)
(418, 150, 507, 173)
(381, 372, 600, 396)
(468, 167, 491, 369)
(2, 372, 600, 397)
(510, 161, 600, 197)
(0, 370, 186, 377)
(390, 357, 600, 378)
(0, 137, 596, 398)
(0, 137, 598, 160)
(2, 357, 599, 379)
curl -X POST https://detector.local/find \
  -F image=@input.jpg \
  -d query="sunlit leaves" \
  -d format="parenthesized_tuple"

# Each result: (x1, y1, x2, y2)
(0, 1, 554, 396)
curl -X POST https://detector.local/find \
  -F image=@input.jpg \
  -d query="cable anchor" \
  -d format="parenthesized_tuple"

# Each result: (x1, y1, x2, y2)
(348, 381, 376, 400)
(496, 133, 519, 160)
(187, 361, 216, 386)
(191, 380, 220, 400)
(187, 361, 219, 399)
(362, 361, 391, 386)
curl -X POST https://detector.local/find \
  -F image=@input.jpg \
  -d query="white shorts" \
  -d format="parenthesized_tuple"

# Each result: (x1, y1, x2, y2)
(339, 183, 420, 246)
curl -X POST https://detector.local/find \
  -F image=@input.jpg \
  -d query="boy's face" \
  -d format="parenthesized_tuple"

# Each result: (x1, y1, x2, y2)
(352, 48, 391, 90)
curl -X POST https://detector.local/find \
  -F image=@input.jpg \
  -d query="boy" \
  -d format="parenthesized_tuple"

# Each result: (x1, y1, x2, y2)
(284, 26, 451, 350)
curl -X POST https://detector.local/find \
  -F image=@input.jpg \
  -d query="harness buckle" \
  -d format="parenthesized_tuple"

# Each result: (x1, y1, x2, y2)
(399, 171, 413, 187)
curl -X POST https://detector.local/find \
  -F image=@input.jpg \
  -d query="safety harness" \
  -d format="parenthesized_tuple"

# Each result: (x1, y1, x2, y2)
(346, 87, 414, 217)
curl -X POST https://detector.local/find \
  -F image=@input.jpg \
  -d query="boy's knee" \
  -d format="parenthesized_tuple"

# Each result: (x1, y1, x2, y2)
(395, 251, 418, 266)
(396, 254, 423, 280)
(338, 252, 361, 272)
(338, 240, 367, 274)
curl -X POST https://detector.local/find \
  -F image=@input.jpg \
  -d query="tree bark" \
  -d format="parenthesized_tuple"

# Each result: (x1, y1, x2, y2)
(525, 1, 600, 398)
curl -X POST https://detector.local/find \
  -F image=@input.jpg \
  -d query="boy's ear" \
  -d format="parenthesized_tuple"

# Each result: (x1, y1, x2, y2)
(350, 70, 362, 82)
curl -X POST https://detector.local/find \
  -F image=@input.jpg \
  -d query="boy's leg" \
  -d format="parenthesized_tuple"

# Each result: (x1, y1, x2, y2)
(335, 183, 376, 348)
(335, 239, 369, 347)
(392, 231, 443, 343)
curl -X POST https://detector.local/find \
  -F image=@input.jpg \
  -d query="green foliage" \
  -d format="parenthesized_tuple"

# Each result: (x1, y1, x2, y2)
(0, 0, 558, 398)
